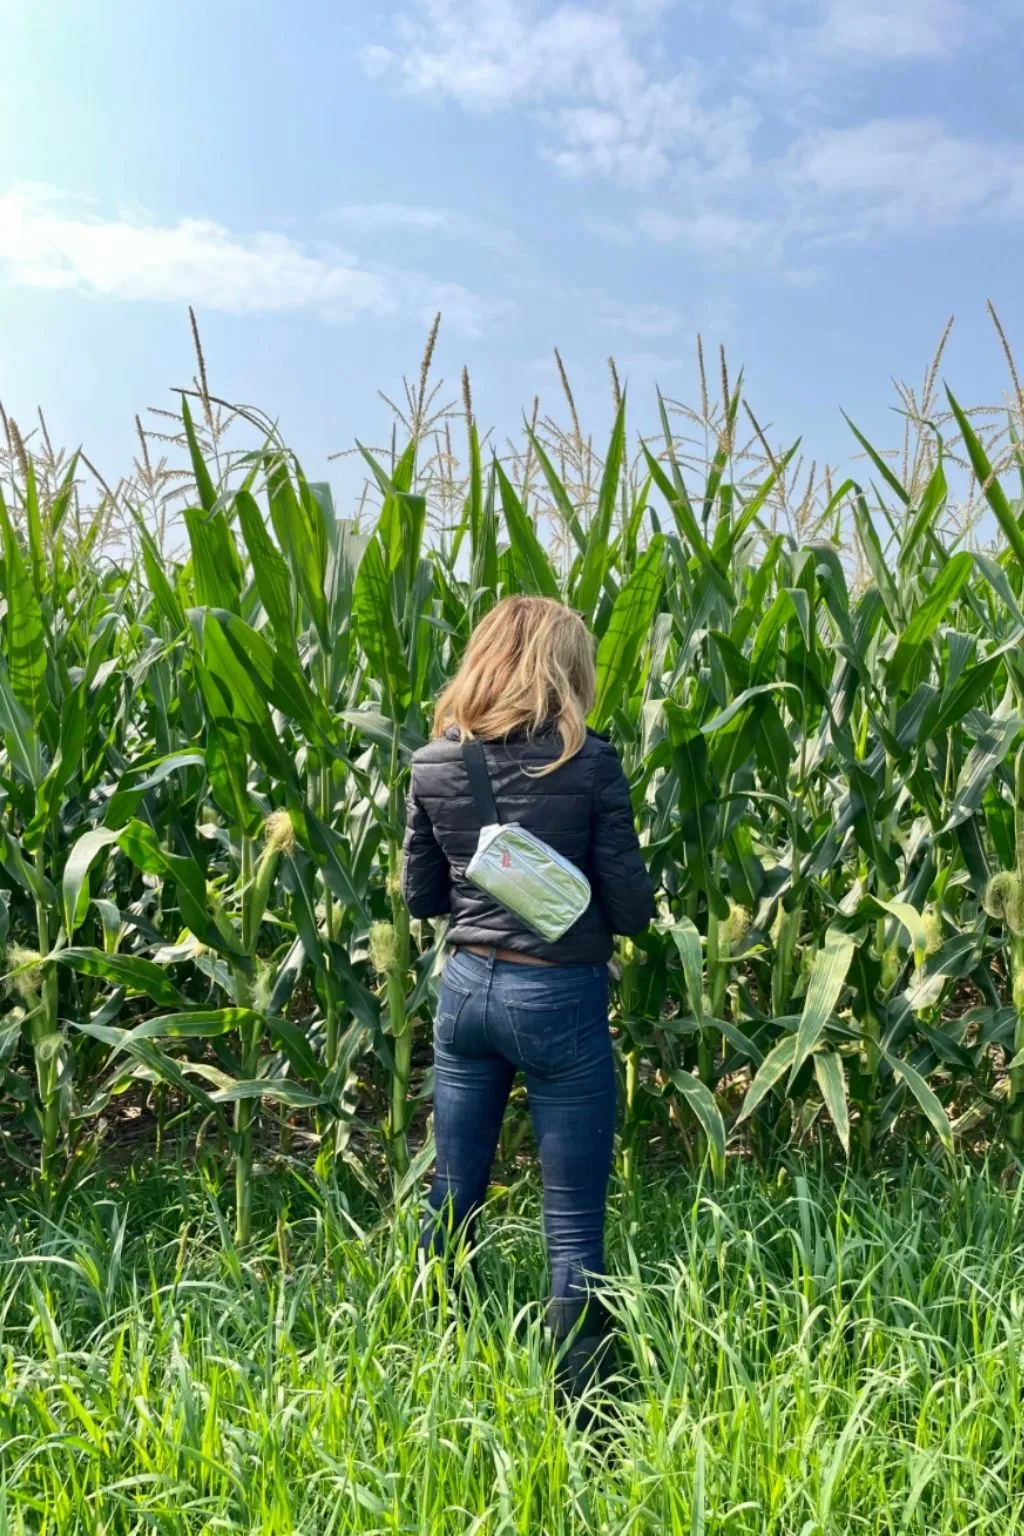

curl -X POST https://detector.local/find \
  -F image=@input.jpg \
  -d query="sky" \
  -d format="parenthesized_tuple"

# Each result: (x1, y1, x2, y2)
(0, 0, 1022, 513)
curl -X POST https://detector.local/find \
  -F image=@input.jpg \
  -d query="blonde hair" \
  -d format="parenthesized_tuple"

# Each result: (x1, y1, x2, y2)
(434, 596, 596, 774)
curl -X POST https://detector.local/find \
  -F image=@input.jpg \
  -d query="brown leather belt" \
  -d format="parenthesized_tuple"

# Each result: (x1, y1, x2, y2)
(451, 943, 557, 968)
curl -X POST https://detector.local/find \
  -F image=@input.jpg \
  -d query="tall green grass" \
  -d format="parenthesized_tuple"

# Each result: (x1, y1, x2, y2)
(2, 1157, 1023, 1533)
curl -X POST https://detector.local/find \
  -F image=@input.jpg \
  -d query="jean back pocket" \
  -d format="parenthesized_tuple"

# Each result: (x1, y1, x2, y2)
(503, 997, 580, 1074)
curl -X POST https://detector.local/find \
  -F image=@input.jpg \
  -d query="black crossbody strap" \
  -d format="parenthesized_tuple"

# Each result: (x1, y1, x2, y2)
(462, 741, 501, 826)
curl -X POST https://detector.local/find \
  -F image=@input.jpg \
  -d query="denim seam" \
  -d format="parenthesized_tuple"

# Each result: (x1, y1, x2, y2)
(434, 981, 472, 1046)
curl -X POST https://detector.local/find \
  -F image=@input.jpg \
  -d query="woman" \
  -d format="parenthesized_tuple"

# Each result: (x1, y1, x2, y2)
(401, 595, 655, 1403)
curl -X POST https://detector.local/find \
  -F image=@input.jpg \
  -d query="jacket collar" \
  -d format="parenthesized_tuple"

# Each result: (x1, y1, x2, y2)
(445, 718, 559, 744)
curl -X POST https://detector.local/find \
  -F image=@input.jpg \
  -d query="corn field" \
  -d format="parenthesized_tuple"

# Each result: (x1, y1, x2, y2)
(4, 322, 1024, 1244)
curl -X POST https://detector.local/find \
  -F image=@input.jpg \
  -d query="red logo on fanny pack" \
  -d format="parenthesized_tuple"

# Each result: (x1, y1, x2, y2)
(501, 851, 511, 868)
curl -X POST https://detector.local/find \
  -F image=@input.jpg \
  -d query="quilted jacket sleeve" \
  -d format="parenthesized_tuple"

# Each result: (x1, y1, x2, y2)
(400, 765, 452, 919)
(590, 742, 654, 937)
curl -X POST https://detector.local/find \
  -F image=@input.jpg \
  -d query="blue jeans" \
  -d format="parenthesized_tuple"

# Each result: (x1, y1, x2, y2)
(423, 948, 616, 1304)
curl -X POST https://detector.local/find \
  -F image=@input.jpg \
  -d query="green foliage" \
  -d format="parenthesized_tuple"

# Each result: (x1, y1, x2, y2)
(4, 364, 1024, 1224)
(2, 1159, 1023, 1532)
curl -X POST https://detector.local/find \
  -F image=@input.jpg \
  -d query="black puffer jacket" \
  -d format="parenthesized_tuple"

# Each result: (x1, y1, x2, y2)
(401, 722, 655, 964)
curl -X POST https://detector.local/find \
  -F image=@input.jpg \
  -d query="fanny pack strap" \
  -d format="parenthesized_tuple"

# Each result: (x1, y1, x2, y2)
(462, 741, 501, 826)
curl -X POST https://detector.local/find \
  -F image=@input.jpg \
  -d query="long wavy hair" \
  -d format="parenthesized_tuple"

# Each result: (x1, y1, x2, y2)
(433, 596, 596, 775)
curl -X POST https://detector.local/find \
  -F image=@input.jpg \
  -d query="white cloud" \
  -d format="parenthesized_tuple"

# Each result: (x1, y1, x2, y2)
(386, 0, 627, 111)
(636, 207, 777, 257)
(363, 0, 988, 198)
(610, 348, 689, 377)
(364, 0, 757, 187)
(732, 0, 969, 67)
(588, 204, 783, 266)
(333, 201, 518, 254)
(359, 43, 395, 78)
(810, 0, 965, 62)
(599, 119, 1024, 262)
(782, 119, 1024, 238)
(336, 202, 466, 235)
(0, 183, 505, 336)
(546, 73, 757, 184)
(361, 0, 1024, 271)
(594, 295, 684, 337)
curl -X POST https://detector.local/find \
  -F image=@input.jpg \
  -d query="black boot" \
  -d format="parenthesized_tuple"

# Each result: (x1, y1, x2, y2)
(548, 1295, 615, 1427)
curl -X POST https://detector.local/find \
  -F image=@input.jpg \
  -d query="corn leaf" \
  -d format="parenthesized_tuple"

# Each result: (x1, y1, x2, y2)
(943, 712, 1022, 832)
(495, 460, 560, 599)
(181, 396, 218, 513)
(208, 608, 333, 744)
(63, 827, 122, 934)
(813, 1050, 850, 1157)
(526, 430, 587, 553)
(353, 539, 411, 719)
(125, 1008, 263, 1040)
(198, 614, 300, 787)
(666, 915, 704, 1027)
(53, 948, 189, 1009)
(881, 1046, 954, 1153)
(0, 650, 42, 784)
(789, 929, 858, 1085)
(738, 1034, 799, 1122)
(669, 1069, 726, 1180)
(643, 443, 713, 564)
(206, 721, 263, 838)
(592, 535, 665, 728)
(0, 491, 48, 728)
(946, 388, 1024, 572)
(234, 488, 296, 654)
(900, 456, 948, 569)
(136, 521, 188, 634)
(700, 681, 802, 735)
(887, 551, 973, 691)
(24, 682, 89, 851)
(72, 1022, 219, 1112)
(575, 398, 626, 619)
(842, 413, 910, 506)
(266, 454, 331, 647)
(210, 1080, 325, 1109)
(104, 751, 206, 832)
(116, 819, 245, 960)
(183, 506, 242, 613)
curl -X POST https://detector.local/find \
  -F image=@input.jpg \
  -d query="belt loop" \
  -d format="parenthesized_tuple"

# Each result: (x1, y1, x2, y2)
(487, 945, 497, 976)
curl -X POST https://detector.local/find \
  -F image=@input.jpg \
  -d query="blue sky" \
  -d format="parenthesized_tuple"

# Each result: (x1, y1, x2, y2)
(1, 0, 1022, 512)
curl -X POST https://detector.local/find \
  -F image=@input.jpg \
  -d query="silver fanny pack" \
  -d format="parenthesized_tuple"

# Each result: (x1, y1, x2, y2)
(461, 741, 591, 943)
